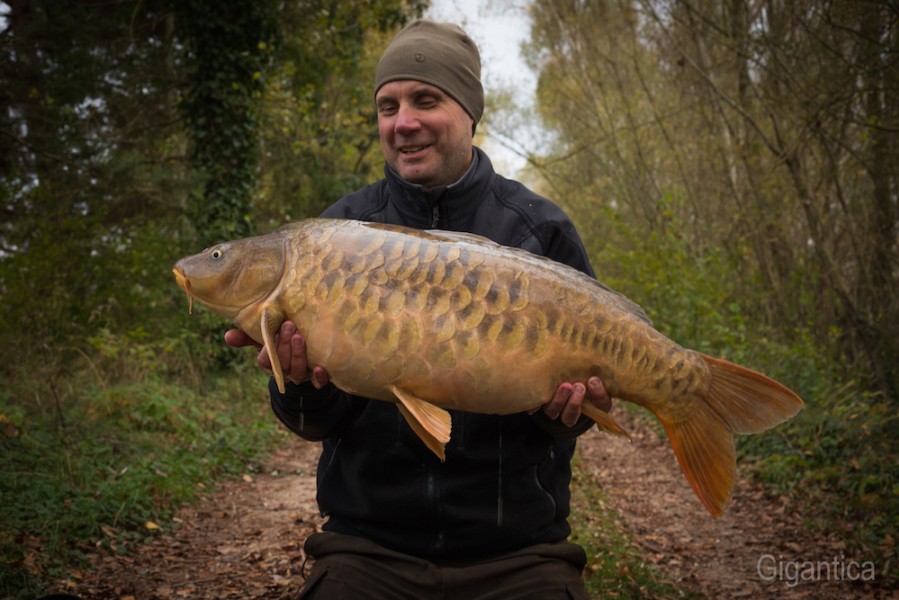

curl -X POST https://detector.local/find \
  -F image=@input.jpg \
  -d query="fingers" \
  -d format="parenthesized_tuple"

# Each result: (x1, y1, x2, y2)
(224, 328, 260, 349)
(254, 321, 331, 387)
(586, 376, 612, 412)
(542, 376, 611, 427)
(286, 326, 309, 384)
(543, 382, 585, 427)
(310, 366, 331, 389)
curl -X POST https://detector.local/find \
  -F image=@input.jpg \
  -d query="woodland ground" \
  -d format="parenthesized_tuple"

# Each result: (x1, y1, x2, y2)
(52, 408, 895, 599)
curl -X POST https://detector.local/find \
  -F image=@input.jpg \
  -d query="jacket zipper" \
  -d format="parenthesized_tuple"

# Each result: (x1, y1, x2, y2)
(431, 204, 440, 227)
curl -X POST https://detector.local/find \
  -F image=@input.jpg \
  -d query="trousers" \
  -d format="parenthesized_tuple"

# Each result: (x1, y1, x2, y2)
(296, 531, 591, 600)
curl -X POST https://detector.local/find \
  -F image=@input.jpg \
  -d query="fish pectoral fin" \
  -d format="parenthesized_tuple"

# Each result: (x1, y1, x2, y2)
(260, 304, 287, 394)
(391, 386, 451, 461)
(581, 403, 630, 439)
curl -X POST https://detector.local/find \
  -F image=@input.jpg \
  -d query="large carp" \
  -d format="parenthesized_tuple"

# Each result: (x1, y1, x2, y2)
(172, 218, 802, 517)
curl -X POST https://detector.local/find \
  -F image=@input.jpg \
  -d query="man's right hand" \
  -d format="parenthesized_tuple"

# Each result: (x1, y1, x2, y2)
(224, 321, 330, 389)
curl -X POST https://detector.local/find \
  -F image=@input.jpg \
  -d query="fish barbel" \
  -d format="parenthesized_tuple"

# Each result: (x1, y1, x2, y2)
(172, 218, 803, 516)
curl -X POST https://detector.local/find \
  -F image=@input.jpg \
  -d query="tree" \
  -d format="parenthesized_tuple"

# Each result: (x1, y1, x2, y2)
(0, 0, 192, 385)
(176, 0, 279, 246)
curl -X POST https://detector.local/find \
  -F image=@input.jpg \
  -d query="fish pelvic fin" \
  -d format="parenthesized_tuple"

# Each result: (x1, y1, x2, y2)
(580, 403, 631, 439)
(391, 386, 452, 461)
(658, 353, 804, 518)
(260, 304, 287, 394)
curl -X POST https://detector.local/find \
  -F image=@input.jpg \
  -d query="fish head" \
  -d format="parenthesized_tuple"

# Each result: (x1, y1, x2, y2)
(172, 232, 287, 322)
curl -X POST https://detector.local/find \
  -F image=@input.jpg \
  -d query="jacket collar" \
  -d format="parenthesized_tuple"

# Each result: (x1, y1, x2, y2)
(384, 146, 494, 229)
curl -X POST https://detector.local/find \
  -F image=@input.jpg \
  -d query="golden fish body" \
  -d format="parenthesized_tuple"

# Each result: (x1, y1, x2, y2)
(173, 218, 803, 516)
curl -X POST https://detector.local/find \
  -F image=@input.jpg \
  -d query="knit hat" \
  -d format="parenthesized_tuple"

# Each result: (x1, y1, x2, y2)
(375, 20, 484, 125)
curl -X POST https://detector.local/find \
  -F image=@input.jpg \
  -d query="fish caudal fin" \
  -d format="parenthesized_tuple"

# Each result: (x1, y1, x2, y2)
(658, 354, 803, 517)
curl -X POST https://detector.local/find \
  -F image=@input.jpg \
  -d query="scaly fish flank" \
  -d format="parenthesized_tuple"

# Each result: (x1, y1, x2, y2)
(172, 218, 803, 517)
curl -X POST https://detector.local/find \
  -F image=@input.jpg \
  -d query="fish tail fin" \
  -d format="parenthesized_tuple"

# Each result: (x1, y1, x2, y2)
(657, 354, 803, 517)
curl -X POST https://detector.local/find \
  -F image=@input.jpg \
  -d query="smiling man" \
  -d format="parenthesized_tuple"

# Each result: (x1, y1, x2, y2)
(226, 19, 610, 599)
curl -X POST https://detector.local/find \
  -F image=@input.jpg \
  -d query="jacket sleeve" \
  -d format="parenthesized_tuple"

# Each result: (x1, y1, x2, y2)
(269, 379, 355, 441)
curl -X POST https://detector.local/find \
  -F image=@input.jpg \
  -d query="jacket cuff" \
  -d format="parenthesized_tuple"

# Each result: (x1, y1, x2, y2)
(269, 378, 348, 440)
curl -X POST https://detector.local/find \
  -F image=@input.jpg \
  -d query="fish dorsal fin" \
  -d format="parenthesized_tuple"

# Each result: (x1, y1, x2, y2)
(424, 228, 499, 246)
(391, 386, 452, 461)
(260, 303, 287, 394)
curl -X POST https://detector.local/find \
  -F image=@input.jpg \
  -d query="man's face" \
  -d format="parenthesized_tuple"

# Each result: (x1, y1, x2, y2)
(375, 80, 475, 189)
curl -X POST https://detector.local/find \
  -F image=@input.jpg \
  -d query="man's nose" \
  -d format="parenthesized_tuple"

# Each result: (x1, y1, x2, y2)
(394, 105, 421, 133)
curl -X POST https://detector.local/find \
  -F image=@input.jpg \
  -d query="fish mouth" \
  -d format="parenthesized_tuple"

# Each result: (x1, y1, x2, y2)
(172, 266, 194, 314)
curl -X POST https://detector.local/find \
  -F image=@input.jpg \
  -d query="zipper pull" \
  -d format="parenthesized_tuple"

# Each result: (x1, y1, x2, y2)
(431, 204, 440, 228)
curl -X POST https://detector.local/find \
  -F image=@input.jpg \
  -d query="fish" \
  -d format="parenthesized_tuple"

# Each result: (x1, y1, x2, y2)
(172, 218, 803, 517)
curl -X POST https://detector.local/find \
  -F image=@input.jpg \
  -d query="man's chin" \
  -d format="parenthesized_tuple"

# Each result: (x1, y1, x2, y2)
(395, 164, 435, 186)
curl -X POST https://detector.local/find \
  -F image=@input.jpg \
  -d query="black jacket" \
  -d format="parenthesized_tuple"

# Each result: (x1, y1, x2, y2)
(270, 148, 597, 560)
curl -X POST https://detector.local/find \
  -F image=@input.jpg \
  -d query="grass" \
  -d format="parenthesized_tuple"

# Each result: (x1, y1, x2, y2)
(0, 371, 287, 599)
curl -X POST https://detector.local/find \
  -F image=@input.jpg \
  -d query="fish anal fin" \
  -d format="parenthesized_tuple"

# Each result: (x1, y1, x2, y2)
(391, 386, 451, 461)
(260, 304, 286, 394)
(659, 400, 735, 518)
(581, 403, 630, 439)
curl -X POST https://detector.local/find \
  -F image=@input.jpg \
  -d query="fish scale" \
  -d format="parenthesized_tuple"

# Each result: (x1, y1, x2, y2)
(173, 218, 803, 517)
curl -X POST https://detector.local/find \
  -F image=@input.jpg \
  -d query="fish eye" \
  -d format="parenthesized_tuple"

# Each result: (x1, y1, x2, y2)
(211, 248, 224, 260)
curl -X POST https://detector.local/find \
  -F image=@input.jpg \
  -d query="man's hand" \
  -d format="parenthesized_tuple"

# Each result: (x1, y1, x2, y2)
(224, 321, 330, 388)
(541, 377, 611, 427)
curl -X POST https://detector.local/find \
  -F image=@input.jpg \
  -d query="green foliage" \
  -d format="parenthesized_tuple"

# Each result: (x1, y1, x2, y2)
(0, 373, 286, 599)
(740, 375, 899, 562)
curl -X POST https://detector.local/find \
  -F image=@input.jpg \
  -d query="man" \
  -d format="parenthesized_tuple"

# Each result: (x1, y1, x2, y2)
(227, 20, 609, 599)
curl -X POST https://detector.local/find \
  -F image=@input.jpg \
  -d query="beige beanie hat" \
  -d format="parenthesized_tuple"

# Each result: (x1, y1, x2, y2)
(375, 19, 484, 124)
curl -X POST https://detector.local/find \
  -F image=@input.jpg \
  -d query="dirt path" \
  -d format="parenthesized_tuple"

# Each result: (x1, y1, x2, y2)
(56, 414, 893, 599)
